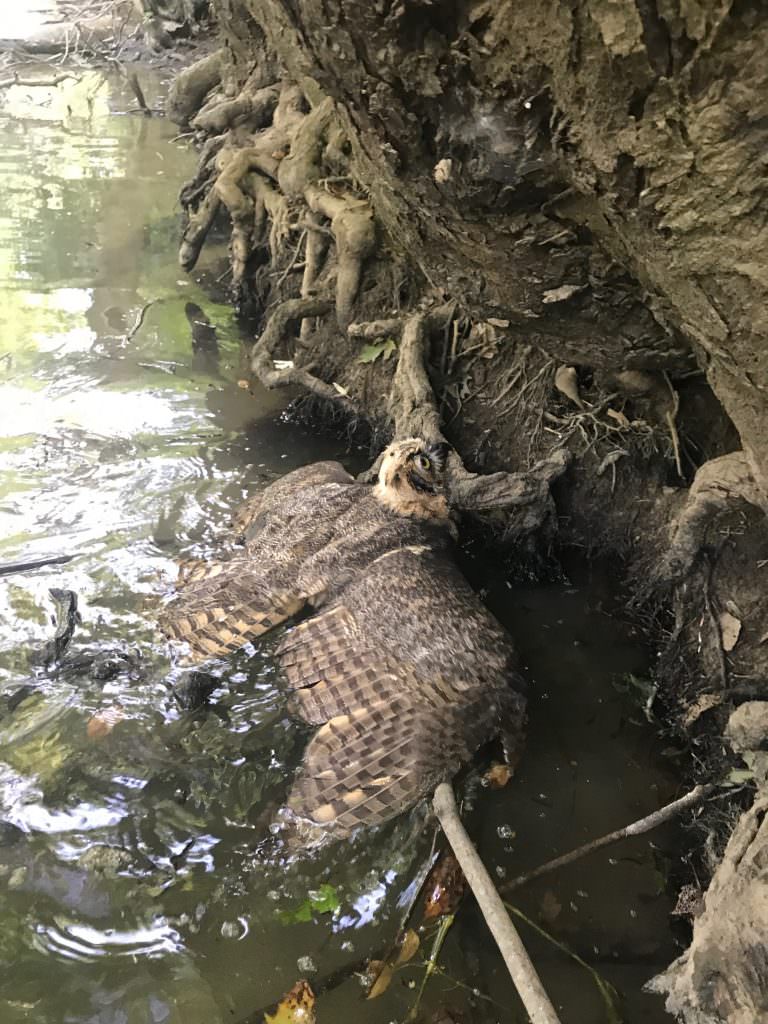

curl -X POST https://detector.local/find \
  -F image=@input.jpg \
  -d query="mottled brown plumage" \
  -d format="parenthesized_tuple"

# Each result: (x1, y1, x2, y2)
(159, 438, 526, 838)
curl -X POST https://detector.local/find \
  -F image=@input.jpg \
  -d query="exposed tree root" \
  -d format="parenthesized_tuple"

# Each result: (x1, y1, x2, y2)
(179, 188, 221, 271)
(192, 83, 279, 134)
(387, 313, 569, 524)
(176, 76, 375, 321)
(249, 296, 356, 411)
(167, 48, 223, 126)
(658, 451, 765, 582)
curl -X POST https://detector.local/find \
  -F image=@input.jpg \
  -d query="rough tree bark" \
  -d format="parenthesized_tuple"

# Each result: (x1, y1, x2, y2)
(168, 2, 768, 1019)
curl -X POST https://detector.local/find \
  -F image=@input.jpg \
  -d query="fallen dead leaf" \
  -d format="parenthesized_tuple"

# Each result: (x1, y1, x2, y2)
(86, 705, 124, 739)
(265, 980, 316, 1024)
(542, 283, 584, 304)
(423, 851, 466, 920)
(366, 961, 394, 999)
(554, 365, 583, 409)
(237, 379, 250, 390)
(394, 927, 420, 966)
(719, 610, 742, 652)
(483, 763, 512, 789)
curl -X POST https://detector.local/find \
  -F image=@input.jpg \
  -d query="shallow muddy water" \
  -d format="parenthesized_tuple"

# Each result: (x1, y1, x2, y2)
(0, 71, 684, 1023)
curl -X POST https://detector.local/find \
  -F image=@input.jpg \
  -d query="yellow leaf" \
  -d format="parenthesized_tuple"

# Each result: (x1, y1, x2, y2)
(366, 961, 393, 999)
(264, 981, 316, 1024)
(394, 928, 420, 966)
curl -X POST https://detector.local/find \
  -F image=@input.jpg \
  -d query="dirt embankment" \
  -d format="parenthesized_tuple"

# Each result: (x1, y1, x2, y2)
(163, 3, 768, 1019)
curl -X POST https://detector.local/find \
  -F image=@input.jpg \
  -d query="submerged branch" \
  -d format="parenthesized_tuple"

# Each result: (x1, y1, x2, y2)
(0, 554, 74, 577)
(433, 783, 563, 1024)
(502, 784, 717, 894)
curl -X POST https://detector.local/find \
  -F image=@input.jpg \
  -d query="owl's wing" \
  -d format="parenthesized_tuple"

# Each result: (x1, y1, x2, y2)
(277, 547, 520, 834)
(285, 693, 473, 832)
(160, 461, 356, 662)
(159, 556, 308, 660)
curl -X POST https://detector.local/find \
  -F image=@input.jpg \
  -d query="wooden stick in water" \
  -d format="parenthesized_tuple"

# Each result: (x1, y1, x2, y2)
(433, 782, 563, 1024)
(502, 783, 716, 894)
(0, 554, 74, 577)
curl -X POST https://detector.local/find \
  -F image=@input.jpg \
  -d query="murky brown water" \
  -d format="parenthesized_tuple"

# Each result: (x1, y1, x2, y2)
(0, 70, 684, 1023)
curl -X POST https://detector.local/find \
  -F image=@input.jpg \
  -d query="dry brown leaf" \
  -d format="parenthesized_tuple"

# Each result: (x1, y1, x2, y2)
(683, 693, 723, 728)
(539, 890, 562, 924)
(719, 610, 742, 652)
(484, 763, 512, 789)
(394, 927, 420, 966)
(542, 283, 584, 304)
(554, 365, 583, 409)
(606, 407, 631, 428)
(466, 321, 498, 359)
(265, 980, 316, 1024)
(237, 379, 250, 389)
(86, 705, 124, 739)
(423, 851, 466, 920)
(366, 961, 394, 999)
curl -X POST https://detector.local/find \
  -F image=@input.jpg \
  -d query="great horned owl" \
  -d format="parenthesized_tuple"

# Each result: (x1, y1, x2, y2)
(160, 438, 526, 838)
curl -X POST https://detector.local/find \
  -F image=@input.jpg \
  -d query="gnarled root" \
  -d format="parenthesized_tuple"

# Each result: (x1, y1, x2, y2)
(305, 183, 375, 329)
(249, 297, 356, 412)
(179, 189, 221, 271)
(657, 451, 765, 582)
(192, 84, 279, 134)
(176, 77, 375, 322)
(167, 49, 223, 126)
(365, 311, 569, 526)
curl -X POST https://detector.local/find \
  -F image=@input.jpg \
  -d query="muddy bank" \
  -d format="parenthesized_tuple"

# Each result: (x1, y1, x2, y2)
(160, 2, 768, 1019)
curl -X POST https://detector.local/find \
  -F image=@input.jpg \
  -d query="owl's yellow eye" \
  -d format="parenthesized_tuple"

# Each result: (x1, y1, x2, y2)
(415, 454, 431, 471)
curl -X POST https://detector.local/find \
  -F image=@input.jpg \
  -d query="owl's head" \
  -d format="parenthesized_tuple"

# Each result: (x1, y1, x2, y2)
(375, 438, 451, 519)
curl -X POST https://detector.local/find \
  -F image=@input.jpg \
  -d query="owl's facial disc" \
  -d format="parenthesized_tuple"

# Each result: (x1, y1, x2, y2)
(377, 439, 450, 501)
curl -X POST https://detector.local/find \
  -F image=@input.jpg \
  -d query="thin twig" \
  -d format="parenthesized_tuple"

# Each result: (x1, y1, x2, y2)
(0, 554, 74, 577)
(126, 70, 150, 116)
(703, 552, 728, 690)
(433, 783, 562, 1024)
(502, 783, 716, 893)
(124, 299, 156, 343)
(274, 228, 307, 289)
(503, 902, 621, 1023)
(407, 913, 455, 1021)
